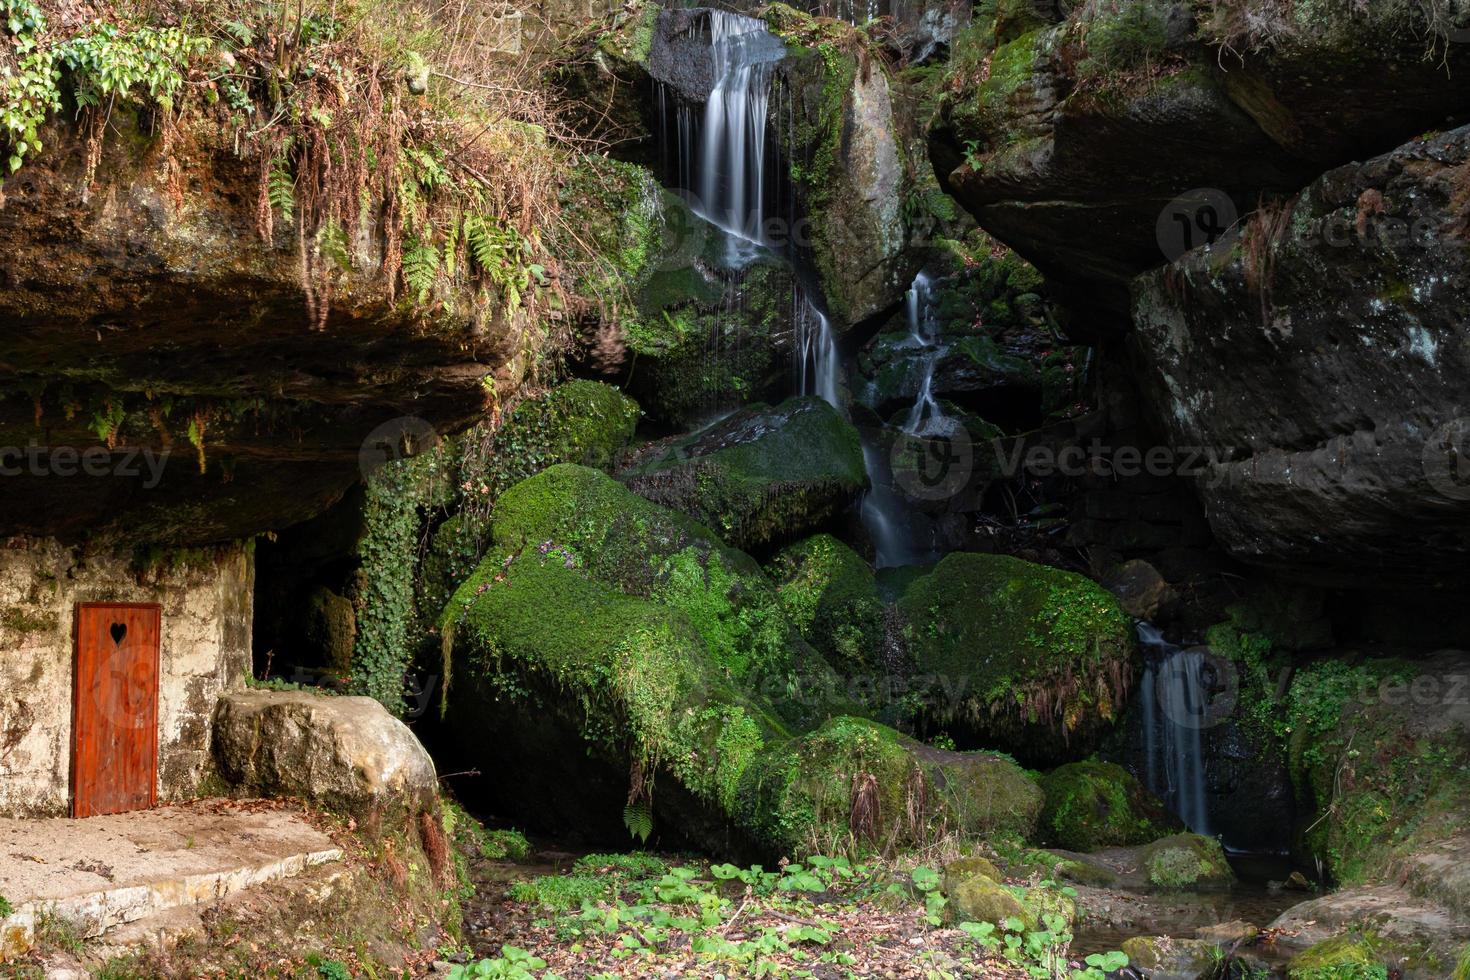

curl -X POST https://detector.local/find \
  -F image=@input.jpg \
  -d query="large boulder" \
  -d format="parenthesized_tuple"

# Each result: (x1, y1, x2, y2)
(1131, 124, 1470, 586)
(769, 10, 936, 328)
(212, 690, 438, 812)
(1039, 761, 1180, 852)
(930, 0, 1470, 310)
(897, 552, 1136, 764)
(621, 397, 867, 552)
(737, 716, 1044, 854)
(464, 463, 844, 725)
(438, 469, 1041, 855)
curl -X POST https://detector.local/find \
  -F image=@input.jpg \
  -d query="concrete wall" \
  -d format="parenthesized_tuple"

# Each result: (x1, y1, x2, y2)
(0, 538, 253, 817)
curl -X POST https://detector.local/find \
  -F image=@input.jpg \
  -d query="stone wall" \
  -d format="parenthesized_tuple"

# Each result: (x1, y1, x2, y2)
(0, 538, 253, 817)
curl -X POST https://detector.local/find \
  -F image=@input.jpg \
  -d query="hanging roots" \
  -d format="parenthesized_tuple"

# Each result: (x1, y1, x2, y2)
(850, 770, 881, 844)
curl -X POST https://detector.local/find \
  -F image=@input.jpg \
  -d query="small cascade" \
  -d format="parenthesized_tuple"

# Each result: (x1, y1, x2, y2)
(898, 272, 948, 436)
(796, 287, 840, 409)
(861, 270, 951, 568)
(693, 12, 786, 251)
(1137, 623, 1211, 835)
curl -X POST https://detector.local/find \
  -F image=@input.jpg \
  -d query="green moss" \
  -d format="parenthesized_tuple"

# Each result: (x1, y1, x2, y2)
(944, 871, 1031, 928)
(1289, 934, 1389, 980)
(767, 534, 886, 676)
(474, 463, 847, 732)
(622, 397, 866, 552)
(625, 255, 797, 428)
(1040, 761, 1175, 852)
(1141, 834, 1234, 890)
(442, 534, 786, 821)
(1072, 0, 1172, 78)
(897, 553, 1134, 757)
(737, 717, 1042, 856)
(502, 380, 641, 472)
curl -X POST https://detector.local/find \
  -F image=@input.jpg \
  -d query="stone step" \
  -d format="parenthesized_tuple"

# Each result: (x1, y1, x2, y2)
(0, 801, 343, 961)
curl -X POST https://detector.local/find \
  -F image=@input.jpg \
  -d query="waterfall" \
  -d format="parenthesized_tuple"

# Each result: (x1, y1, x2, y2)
(692, 12, 785, 252)
(899, 272, 947, 436)
(796, 289, 841, 409)
(861, 271, 952, 568)
(1137, 623, 1211, 835)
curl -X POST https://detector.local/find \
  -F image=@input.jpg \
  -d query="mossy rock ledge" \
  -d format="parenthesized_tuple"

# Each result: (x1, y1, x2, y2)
(440, 465, 1041, 855)
(1039, 761, 1180, 852)
(897, 552, 1136, 764)
(621, 397, 867, 553)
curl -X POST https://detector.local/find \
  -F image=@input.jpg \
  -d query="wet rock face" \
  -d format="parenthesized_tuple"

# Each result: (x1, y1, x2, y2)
(930, 1, 1470, 309)
(0, 114, 499, 545)
(1131, 125, 1470, 586)
(621, 397, 867, 553)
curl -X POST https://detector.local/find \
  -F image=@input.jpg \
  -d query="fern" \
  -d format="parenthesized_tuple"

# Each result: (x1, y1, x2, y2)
(623, 803, 652, 843)
(403, 236, 440, 300)
(268, 157, 295, 224)
(463, 213, 506, 274)
(316, 218, 350, 270)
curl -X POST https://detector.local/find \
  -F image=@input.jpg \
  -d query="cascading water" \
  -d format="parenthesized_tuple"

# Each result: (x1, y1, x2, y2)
(899, 272, 947, 436)
(1137, 622, 1211, 835)
(665, 11, 843, 409)
(692, 13, 785, 251)
(795, 287, 841, 409)
(861, 271, 951, 568)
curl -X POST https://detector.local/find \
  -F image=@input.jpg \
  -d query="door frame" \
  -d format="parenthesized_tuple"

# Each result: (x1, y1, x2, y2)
(71, 601, 163, 817)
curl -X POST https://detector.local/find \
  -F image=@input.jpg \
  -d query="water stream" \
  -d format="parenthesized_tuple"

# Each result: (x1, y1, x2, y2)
(1137, 622, 1211, 835)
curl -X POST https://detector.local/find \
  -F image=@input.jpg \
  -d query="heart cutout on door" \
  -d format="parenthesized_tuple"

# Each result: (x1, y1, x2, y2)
(109, 621, 127, 645)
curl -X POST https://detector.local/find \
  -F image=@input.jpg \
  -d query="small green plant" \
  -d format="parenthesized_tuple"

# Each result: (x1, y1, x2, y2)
(0, 894, 12, 917)
(448, 946, 553, 980)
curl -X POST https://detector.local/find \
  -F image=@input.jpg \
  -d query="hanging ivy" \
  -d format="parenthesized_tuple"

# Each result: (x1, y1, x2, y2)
(352, 458, 431, 714)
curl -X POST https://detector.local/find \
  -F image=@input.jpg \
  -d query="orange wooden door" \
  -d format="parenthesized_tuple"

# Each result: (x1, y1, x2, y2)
(72, 603, 161, 818)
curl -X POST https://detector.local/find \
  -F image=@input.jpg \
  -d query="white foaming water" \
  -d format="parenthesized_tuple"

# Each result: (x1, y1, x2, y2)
(1137, 622, 1211, 835)
(899, 271, 948, 437)
(695, 12, 786, 257)
(796, 288, 840, 409)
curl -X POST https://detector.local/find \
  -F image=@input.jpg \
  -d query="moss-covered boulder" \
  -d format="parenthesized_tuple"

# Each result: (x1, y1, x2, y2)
(1287, 934, 1388, 979)
(1120, 936, 1223, 977)
(767, 534, 888, 677)
(944, 869, 1030, 928)
(897, 552, 1135, 764)
(413, 381, 642, 624)
(441, 530, 785, 844)
(622, 398, 866, 553)
(479, 463, 844, 725)
(1141, 833, 1235, 891)
(621, 230, 799, 429)
(737, 716, 1043, 855)
(1039, 761, 1180, 852)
